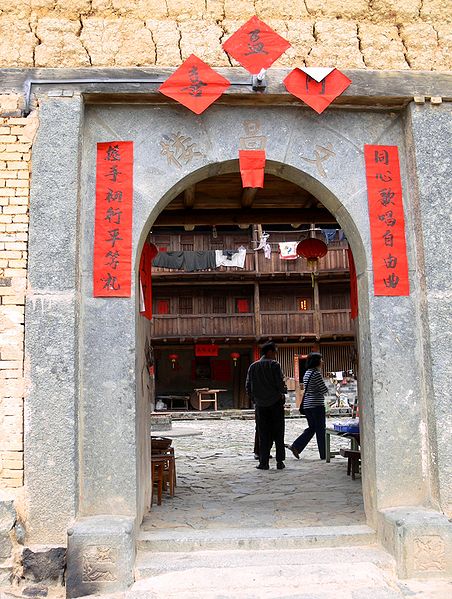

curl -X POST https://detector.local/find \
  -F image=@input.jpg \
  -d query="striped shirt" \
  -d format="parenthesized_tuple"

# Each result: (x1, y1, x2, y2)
(302, 368, 328, 409)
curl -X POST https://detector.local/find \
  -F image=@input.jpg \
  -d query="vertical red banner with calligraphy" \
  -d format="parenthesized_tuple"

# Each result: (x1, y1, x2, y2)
(364, 145, 409, 296)
(93, 141, 133, 297)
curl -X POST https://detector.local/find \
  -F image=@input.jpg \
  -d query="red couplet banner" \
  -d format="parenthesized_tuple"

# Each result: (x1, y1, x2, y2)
(364, 145, 410, 296)
(93, 141, 133, 297)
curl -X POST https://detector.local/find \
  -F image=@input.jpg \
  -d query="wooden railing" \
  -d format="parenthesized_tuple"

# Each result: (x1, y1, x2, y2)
(150, 309, 353, 338)
(150, 313, 255, 338)
(152, 246, 349, 276)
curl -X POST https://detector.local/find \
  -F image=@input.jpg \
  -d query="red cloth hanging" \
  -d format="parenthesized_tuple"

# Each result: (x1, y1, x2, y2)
(139, 241, 158, 320)
(237, 299, 250, 313)
(157, 299, 170, 314)
(347, 248, 358, 320)
(239, 149, 266, 188)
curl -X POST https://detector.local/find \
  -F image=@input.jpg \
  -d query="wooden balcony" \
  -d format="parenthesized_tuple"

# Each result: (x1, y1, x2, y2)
(150, 313, 255, 338)
(150, 309, 353, 340)
(152, 245, 350, 279)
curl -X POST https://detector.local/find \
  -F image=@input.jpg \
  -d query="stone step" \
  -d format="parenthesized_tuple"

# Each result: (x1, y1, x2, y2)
(137, 524, 376, 553)
(134, 543, 390, 580)
(132, 544, 406, 598)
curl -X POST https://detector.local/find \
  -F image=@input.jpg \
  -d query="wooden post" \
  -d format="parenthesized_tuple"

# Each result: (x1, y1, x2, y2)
(254, 281, 261, 339)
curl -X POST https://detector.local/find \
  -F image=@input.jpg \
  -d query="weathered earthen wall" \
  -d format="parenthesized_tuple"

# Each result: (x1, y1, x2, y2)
(0, 95, 38, 489)
(0, 1, 451, 70)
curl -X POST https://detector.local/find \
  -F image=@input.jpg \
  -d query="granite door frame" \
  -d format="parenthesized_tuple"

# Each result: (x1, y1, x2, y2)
(24, 96, 450, 589)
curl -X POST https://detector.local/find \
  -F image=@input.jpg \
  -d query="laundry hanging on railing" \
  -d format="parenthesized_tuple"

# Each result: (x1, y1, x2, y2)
(254, 232, 272, 259)
(278, 241, 298, 260)
(152, 250, 216, 271)
(215, 247, 247, 268)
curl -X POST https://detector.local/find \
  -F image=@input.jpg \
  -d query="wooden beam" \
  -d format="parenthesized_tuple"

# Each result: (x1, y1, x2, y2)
(183, 185, 196, 209)
(154, 208, 336, 226)
(241, 187, 258, 208)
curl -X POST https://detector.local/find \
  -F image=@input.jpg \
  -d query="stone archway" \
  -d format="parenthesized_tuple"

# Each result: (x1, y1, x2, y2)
(24, 97, 449, 595)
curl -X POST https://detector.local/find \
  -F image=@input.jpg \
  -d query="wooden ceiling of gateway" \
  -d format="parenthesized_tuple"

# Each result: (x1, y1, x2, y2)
(153, 173, 338, 227)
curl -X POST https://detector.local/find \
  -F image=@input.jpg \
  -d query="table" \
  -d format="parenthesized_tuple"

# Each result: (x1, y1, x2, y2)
(156, 395, 190, 411)
(190, 388, 227, 411)
(325, 427, 360, 463)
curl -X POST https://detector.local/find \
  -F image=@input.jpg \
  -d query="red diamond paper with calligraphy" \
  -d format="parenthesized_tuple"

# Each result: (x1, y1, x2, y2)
(159, 54, 231, 114)
(93, 141, 133, 297)
(222, 16, 291, 74)
(364, 145, 410, 296)
(283, 68, 351, 114)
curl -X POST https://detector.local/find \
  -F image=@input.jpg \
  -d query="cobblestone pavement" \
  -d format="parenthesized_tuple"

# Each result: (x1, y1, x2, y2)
(143, 417, 365, 531)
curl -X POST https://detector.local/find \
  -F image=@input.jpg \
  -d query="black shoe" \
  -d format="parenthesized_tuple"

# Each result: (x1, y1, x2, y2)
(277, 462, 285, 470)
(285, 444, 300, 459)
(256, 464, 269, 470)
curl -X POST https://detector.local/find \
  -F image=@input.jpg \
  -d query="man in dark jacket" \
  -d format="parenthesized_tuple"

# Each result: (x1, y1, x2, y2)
(246, 341, 287, 470)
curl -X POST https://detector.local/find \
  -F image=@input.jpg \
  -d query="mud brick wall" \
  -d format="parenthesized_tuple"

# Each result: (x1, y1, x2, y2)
(0, 1, 450, 70)
(0, 94, 38, 489)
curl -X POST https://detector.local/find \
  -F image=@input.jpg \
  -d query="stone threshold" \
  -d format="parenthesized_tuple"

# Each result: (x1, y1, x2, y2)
(137, 524, 375, 553)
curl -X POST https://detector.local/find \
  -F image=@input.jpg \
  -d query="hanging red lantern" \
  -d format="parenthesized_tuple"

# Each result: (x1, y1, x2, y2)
(230, 352, 241, 367)
(168, 353, 179, 369)
(296, 238, 328, 286)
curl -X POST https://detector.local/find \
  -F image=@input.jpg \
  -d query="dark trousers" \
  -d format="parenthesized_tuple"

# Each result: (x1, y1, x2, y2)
(292, 405, 326, 459)
(255, 401, 285, 466)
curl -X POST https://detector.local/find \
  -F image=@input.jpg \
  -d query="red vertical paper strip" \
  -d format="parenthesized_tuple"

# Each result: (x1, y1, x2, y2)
(93, 142, 133, 297)
(364, 145, 410, 296)
(239, 149, 266, 188)
(347, 248, 358, 319)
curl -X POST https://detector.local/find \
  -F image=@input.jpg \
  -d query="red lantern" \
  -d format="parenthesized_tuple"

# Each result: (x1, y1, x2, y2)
(230, 352, 241, 367)
(296, 238, 328, 286)
(168, 353, 179, 369)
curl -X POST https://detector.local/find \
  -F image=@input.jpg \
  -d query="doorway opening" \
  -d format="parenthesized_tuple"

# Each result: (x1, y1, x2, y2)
(137, 167, 363, 534)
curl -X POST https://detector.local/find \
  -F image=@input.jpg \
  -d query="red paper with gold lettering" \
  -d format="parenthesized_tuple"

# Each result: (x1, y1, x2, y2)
(159, 54, 231, 114)
(283, 68, 351, 114)
(364, 145, 410, 296)
(222, 16, 291, 74)
(93, 142, 133, 297)
(239, 149, 266, 188)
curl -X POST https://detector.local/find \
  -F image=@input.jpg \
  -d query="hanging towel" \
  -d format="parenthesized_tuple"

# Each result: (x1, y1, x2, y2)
(215, 247, 247, 268)
(183, 250, 216, 272)
(279, 242, 298, 260)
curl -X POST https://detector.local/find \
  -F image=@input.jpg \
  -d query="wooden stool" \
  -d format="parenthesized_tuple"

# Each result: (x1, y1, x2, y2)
(340, 448, 361, 479)
(151, 451, 176, 505)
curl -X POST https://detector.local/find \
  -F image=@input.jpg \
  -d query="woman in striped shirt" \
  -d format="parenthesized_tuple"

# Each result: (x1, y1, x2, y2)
(286, 352, 328, 460)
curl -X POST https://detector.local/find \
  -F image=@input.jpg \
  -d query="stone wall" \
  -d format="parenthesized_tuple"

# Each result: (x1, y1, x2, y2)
(0, 1, 451, 70)
(0, 95, 38, 490)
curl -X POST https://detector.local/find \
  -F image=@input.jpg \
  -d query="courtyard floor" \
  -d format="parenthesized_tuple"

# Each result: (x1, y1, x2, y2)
(143, 417, 365, 531)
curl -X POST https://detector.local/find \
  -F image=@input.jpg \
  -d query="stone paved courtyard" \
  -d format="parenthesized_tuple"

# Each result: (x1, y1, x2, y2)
(143, 417, 365, 531)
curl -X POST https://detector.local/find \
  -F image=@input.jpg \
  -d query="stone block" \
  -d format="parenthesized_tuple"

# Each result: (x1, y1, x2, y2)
(307, 20, 365, 68)
(305, 0, 368, 18)
(34, 18, 91, 68)
(379, 508, 452, 577)
(22, 546, 66, 583)
(80, 18, 156, 66)
(66, 516, 135, 598)
(0, 17, 36, 68)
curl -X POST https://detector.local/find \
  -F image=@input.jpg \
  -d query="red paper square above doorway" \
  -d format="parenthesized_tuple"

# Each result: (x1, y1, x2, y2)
(222, 16, 291, 74)
(283, 68, 352, 114)
(159, 54, 231, 114)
